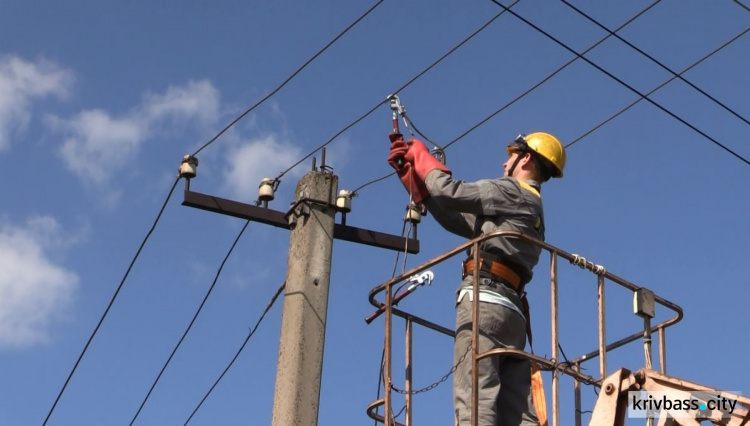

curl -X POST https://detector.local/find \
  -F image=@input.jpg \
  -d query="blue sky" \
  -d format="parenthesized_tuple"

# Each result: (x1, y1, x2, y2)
(1, 1, 749, 425)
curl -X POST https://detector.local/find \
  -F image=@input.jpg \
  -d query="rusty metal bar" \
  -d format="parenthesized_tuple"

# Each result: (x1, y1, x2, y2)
(405, 319, 413, 426)
(366, 400, 407, 426)
(571, 324, 671, 366)
(550, 252, 560, 426)
(364, 229, 684, 424)
(658, 327, 666, 374)
(384, 280, 393, 426)
(471, 244, 480, 426)
(597, 274, 607, 379)
(333, 222, 420, 254)
(391, 309, 454, 337)
(476, 348, 599, 386)
(184, 189, 287, 226)
(183, 190, 420, 253)
(644, 316, 653, 370)
(645, 317, 655, 426)
(574, 363, 582, 426)
(368, 231, 683, 333)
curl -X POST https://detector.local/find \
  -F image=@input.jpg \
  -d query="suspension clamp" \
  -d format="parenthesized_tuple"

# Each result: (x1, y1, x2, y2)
(387, 94, 405, 115)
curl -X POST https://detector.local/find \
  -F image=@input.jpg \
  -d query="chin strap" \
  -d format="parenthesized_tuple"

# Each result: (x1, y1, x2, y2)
(506, 144, 528, 178)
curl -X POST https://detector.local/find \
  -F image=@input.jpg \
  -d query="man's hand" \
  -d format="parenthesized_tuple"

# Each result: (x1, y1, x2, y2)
(387, 133, 430, 203)
(403, 138, 451, 181)
(387, 134, 409, 172)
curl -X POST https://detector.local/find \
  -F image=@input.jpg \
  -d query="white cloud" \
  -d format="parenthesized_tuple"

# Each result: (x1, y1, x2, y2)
(142, 80, 219, 124)
(0, 216, 78, 348)
(49, 79, 220, 184)
(0, 55, 72, 151)
(223, 135, 304, 201)
(55, 110, 144, 184)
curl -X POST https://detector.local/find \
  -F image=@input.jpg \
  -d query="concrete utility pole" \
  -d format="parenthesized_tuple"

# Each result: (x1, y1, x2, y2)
(271, 170, 337, 426)
(181, 153, 420, 425)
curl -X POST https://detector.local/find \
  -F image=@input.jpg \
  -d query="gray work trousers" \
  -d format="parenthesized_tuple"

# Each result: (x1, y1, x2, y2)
(453, 277, 539, 426)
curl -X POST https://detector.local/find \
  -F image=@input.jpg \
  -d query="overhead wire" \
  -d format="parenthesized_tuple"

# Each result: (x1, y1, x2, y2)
(42, 177, 182, 426)
(401, 112, 447, 164)
(183, 281, 286, 425)
(559, 0, 750, 127)
(351, 171, 396, 196)
(273, 1, 521, 183)
(351, 0, 661, 194)
(488, 0, 750, 166)
(566, 26, 750, 149)
(190, 0, 386, 157)
(355, 3, 750, 194)
(443, 0, 661, 150)
(735, 0, 750, 13)
(128, 220, 251, 425)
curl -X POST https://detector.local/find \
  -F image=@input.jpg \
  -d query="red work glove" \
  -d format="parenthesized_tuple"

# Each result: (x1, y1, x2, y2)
(387, 133, 430, 203)
(404, 138, 451, 181)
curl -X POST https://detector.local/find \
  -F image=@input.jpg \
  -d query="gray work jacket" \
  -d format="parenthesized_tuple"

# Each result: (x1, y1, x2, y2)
(423, 170, 545, 284)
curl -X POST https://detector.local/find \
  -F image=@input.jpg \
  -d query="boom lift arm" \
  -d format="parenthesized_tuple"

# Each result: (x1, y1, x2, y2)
(590, 368, 750, 426)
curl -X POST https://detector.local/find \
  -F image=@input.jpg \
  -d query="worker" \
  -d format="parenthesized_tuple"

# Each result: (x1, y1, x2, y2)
(387, 132, 566, 426)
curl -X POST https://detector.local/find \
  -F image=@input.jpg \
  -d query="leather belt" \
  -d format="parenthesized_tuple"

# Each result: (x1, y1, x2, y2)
(462, 257, 522, 292)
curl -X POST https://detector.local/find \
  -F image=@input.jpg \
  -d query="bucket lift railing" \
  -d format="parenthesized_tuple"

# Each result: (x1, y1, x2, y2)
(366, 230, 683, 426)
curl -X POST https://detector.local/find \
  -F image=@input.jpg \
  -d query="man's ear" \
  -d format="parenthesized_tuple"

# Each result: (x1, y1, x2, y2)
(522, 152, 534, 167)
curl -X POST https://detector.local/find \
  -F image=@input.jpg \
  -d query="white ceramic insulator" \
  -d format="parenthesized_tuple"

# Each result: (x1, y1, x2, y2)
(404, 204, 421, 224)
(258, 178, 275, 201)
(179, 155, 198, 178)
(336, 190, 352, 213)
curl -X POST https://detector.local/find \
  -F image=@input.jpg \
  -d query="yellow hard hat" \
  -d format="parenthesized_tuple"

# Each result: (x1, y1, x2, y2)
(507, 132, 566, 178)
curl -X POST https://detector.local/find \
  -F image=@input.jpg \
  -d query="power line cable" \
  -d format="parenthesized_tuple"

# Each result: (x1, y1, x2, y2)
(352, 1, 661, 194)
(443, 0, 661, 150)
(559, 0, 750, 127)
(351, 171, 396, 196)
(733, 0, 750, 14)
(359, 2, 744, 183)
(191, 0, 386, 157)
(42, 177, 182, 426)
(400, 112, 447, 164)
(567, 26, 750, 149)
(489, 0, 750, 166)
(274, 1, 520, 182)
(183, 281, 286, 425)
(128, 220, 251, 425)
